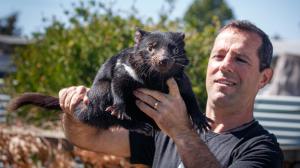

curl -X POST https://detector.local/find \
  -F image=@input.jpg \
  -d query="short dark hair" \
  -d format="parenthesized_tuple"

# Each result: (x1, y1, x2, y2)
(219, 20, 273, 71)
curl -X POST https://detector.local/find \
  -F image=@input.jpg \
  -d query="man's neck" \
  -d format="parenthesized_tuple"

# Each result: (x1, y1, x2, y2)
(205, 105, 254, 133)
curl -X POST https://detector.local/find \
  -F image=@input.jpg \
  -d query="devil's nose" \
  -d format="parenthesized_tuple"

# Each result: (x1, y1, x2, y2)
(159, 58, 169, 66)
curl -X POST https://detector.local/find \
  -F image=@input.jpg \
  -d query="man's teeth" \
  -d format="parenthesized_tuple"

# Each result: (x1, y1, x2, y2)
(217, 80, 235, 86)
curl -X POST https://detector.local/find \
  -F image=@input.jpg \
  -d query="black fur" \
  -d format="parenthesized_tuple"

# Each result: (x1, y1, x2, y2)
(8, 29, 209, 135)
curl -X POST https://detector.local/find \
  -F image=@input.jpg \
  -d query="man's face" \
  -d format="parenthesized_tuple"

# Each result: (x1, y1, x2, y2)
(206, 28, 270, 109)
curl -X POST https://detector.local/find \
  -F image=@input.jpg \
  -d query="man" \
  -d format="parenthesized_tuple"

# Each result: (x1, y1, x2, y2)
(59, 20, 283, 167)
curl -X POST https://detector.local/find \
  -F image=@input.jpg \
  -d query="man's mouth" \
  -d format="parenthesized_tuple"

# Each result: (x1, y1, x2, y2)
(214, 78, 237, 86)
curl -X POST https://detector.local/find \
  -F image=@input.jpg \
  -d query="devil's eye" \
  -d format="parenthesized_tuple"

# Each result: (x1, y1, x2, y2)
(147, 42, 156, 52)
(147, 45, 153, 52)
(173, 47, 179, 54)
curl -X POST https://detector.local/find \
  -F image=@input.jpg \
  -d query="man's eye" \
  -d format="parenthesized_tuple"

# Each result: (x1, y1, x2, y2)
(212, 55, 224, 60)
(236, 57, 247, 63)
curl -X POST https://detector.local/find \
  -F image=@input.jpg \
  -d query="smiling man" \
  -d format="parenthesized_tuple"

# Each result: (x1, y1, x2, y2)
(59, 20, 283, 168)
(205, 23, 274, 132)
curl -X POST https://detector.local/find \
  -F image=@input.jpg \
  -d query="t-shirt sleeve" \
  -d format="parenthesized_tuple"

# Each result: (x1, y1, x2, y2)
(129, 131, 155, 166)
(228, 136, 284, 168)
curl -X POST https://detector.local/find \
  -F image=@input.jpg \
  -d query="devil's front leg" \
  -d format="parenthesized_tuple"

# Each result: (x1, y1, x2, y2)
(74, 56, 118, 128)
(106, 77, 131, 120)
(73, 78, 115, 129)
(175, 74, 210, 132)
(85, 54, 118, 114)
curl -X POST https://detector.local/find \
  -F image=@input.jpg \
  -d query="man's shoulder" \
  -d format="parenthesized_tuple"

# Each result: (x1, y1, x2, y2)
(232, 121, 282, 157)
(231, 120, 280, 149)
(229, 121, 284, 167)
(239, 121, 278, 142)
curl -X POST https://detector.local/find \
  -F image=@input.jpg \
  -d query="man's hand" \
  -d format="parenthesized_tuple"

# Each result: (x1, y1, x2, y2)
(58, 86, 90, 143)
(59, 86, 89, 114)
(134, 79, 220, 167)
(134, 78, 193, 139)
(58, 86, 131, 157)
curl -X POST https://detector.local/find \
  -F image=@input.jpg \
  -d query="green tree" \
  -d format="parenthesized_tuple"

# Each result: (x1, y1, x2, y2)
(184, 0, 234, 31)
(0, 12, 21, 35)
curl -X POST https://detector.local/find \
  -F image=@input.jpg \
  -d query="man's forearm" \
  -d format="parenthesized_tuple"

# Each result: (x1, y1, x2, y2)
(62, 114, 103, 151)
(62, 113, 131, 157)
(173, 130, 221, 168)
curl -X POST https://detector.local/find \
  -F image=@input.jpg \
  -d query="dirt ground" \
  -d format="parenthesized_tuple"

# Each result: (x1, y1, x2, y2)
(0, 124, 148, 168)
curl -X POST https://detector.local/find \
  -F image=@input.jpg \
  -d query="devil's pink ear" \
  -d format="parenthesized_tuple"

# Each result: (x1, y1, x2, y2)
(134, 28, 149, 47)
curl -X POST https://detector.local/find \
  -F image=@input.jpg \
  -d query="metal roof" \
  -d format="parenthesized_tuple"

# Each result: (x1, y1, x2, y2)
(272, 39, 300, 56)
(254, 95, 300, 150)
(0, 34, 30, 45)
(0, 94, 10, 123)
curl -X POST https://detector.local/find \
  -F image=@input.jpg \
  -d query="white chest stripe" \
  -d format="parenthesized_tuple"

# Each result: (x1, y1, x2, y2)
(116, 59, 122, 67)
(122, 63, 144, 84)
(178, 162, 185, 168)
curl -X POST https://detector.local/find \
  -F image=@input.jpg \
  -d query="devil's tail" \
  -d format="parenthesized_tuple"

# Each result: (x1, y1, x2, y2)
(7, 92, 61, 111)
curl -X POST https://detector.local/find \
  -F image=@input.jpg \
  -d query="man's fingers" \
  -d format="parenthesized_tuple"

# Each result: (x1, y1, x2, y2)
(167, 78, 180, 98)
(69, 93, 85, 113)
(68, 86, 89, 112)
(59, 87, 76, 111)
(58, 86, 89, 114)
(59, 88, 68, 111)
(76, 86, 87, 94)
(136, 78, 180, 101)
(82, 87, 90, 105)
(83, 95, 89, 105)
(64, 89, 77, 113)
(136, 88, 166, 102)
(136, 100, 158, 119)
(134, 90, 159, 108)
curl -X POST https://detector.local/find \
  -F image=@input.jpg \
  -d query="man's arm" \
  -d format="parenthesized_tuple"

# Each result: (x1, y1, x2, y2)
(59, 86, 130, 157)
(134, 78, 221, 168)
(172, 130, 220, 168)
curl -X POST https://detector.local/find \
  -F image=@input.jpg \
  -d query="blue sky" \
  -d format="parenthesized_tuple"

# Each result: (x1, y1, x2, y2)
(0, 0, 299, 40)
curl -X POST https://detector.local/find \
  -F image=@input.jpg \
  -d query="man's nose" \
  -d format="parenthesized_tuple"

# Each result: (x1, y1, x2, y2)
(219, 55, 234, 72)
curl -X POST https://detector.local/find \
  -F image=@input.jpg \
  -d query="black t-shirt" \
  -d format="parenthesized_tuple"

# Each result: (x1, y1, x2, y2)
(129, 120, 284, 168)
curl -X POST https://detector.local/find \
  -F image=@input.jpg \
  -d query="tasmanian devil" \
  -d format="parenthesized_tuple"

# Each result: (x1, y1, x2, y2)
(8, 29, 209, 135)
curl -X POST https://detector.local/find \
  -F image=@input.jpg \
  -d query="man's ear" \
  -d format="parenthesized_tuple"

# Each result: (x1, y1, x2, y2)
(259, 68, 273, 89)
(134, 28, 149, 47)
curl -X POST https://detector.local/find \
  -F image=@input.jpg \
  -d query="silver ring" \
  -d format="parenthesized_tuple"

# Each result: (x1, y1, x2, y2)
(154, 102, 159, 109)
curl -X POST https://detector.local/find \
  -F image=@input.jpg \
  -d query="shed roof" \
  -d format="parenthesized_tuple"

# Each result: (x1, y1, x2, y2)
(272, 39, 300, 56)
(0, 34, 30, 45)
